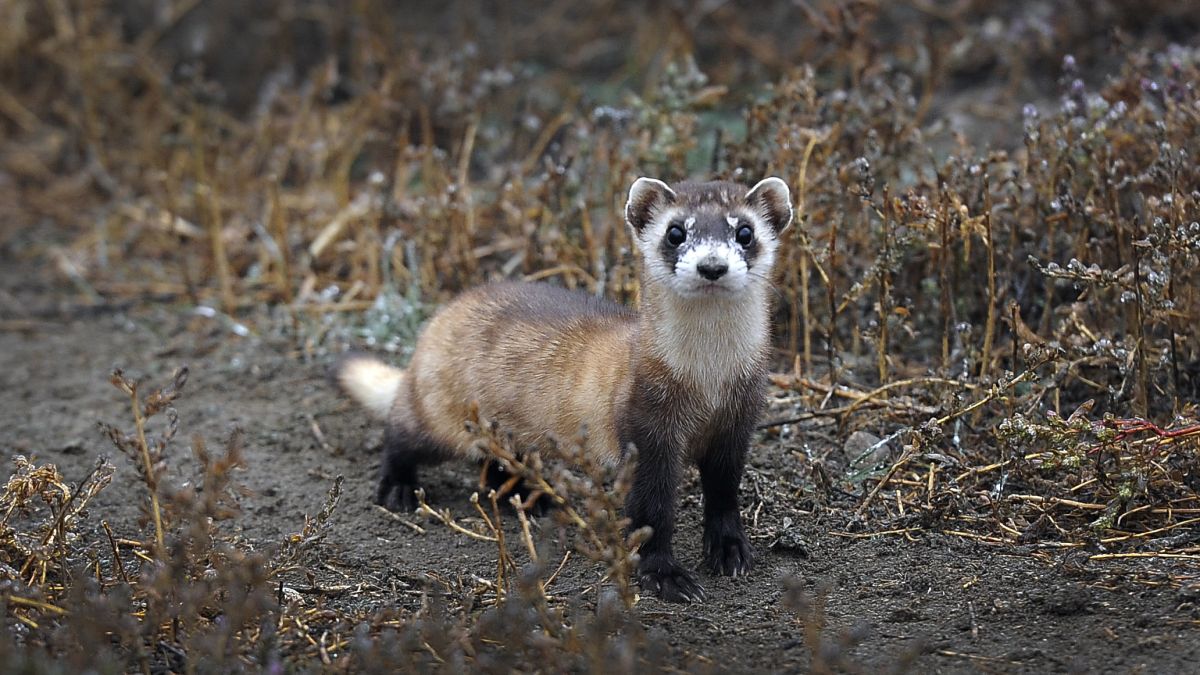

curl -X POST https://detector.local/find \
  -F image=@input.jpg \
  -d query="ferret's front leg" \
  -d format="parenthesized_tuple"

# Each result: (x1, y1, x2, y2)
(623, 423, 706, 603)
(697, 426, 754, 577)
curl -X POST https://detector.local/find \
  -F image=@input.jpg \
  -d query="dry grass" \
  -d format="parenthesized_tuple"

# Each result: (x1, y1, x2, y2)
(0, 361, 680, 670)
(3, 0, 1200, 670)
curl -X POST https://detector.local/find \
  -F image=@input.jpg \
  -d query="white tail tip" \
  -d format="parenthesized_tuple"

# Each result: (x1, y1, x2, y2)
(336, 354, 403, 420)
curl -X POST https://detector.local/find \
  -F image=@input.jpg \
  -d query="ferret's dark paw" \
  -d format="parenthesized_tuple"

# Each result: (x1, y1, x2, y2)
(375, 481, 419, 513)
(704, 519, 754, 577)
(638, 554, 706, 603)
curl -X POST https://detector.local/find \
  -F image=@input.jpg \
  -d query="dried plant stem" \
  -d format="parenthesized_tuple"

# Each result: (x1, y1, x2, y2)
(1166, 250, 1180, 414)
(841, 376, 975, 418)
(792, 233, 832, 378)
(934, 366, 1041, 427)
(1037, 211, 1060, 337)
(856, 450, 914, 515)
(335, 135, 367, 208)
(1090, 552, 1200, 561)
(827, 215, 838, 383)
(102, 520, 129, 584)
(979, 175, 997, 378)
(1100, 516, 1200, 544)
(415, 490, 496, 542)
(373, 505, 427, 533)
(830, 527, 922, 539)
(510, 494, 539, 564)
(458, 115, 478, 231)
(5, 595, 68, 615)
(129, 389, 165, 553)
(543, 550, 571, 590)
(454, 115, 480, 284)
(800, 254, 812, 373)
(877, 190, 891, 384)
(1132, 220, 1149, 417)
(192, 121, 235, 314)
(795, 134, 820, 375)
(484, 490, 511, 599)
(477, 437, 638, 602)
(938, 187, 951, 371)
(269, 180, 293, 304)
(1007, 494, 1105, 510)
(471, 491, 499, 533)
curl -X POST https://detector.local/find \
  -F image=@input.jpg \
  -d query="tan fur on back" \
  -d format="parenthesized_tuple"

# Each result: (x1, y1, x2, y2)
(406, 283, 634, 466)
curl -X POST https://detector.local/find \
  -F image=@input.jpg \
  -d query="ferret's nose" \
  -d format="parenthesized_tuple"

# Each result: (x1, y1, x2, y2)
(697, 258, 728, 281)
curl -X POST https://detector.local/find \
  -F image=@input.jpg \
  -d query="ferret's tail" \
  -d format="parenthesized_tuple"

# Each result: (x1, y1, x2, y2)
(334, 353, 405, 420)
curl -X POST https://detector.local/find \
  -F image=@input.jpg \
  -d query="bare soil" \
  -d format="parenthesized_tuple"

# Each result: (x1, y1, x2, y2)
(3, 261, 1197, 674)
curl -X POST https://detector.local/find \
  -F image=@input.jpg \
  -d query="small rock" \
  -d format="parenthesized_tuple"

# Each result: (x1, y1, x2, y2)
(1043, 587, 1092, 616)
(843, 431, 892, 469)
(770, 530, 810, 557)
(281, 586, 304, 605)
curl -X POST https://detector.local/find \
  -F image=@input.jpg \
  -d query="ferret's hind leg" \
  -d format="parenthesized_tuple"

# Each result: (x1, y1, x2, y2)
(376, 424, 446, 512)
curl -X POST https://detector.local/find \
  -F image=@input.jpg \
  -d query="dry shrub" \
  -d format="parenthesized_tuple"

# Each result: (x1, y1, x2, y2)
(0, 367, 341, 670)
(0, 366, 673, 671)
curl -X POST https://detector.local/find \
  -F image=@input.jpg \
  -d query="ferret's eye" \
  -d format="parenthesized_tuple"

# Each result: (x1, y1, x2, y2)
(666, 225, 687, 247)
(735, 225, 754, 247)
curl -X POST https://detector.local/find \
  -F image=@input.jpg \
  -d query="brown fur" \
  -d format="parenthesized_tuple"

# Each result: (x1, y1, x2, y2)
(403, 281, 636, 465)
(336, 176, 792, 603)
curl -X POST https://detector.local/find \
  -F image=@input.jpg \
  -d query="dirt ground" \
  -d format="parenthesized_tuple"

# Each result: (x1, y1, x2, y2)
(3, 260, 1198, 674)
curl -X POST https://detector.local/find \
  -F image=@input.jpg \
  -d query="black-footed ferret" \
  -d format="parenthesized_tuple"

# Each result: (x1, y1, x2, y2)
(336, 176, 792, 602)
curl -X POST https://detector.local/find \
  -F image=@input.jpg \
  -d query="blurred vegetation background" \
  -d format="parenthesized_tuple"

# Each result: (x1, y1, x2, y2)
(4, 0, 1198, 421)
(3, 1, 1200, 670)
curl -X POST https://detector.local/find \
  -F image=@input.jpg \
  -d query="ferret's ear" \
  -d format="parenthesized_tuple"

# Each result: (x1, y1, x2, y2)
(625, 177, 676, 234)
(745, 177, 793, 234)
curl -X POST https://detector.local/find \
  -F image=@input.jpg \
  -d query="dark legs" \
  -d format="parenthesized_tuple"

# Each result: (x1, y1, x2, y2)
(375, 425, 445, 513)
(376, 429, 555, 515)
(624, 428, 706, 603)
(698, 441, 753, 577)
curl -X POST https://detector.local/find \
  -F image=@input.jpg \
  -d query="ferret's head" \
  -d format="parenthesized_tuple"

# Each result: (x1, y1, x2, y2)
(625, 177, 792, 299)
